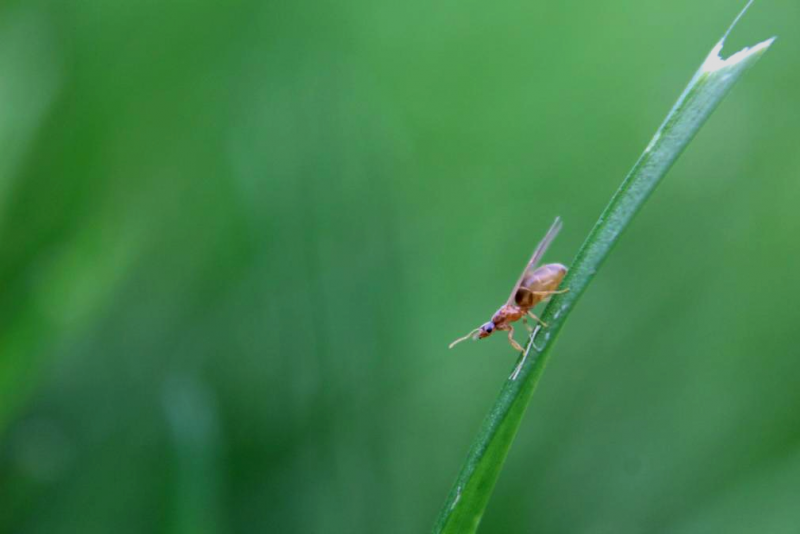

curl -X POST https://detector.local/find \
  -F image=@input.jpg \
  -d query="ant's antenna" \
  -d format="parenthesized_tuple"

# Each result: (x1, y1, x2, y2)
(448, 327, 481, 349)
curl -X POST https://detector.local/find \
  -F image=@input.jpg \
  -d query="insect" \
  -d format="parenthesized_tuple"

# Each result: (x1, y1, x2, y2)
(449, 217, 569, 353)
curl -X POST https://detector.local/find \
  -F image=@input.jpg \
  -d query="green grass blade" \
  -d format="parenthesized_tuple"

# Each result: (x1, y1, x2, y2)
(433, 10, 775, 534)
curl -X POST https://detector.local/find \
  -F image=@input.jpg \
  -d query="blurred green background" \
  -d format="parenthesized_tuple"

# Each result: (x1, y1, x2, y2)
(0, 0, 798, 532)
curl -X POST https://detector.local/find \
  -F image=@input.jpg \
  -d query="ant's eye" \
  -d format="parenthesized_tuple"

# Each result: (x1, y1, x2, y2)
(484, 323, 494, 334)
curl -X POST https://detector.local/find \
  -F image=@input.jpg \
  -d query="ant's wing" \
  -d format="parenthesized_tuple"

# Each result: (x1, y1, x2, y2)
(506, 216, 562, 305)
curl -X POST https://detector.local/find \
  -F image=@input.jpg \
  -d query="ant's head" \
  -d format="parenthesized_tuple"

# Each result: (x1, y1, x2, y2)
(476, 321, 496, 339)
(449, 321, 495, 349)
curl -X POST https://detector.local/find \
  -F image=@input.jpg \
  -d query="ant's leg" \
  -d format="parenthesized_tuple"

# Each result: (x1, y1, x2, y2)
(510, 352, 526, 381)
(516, 286, 570, 304)
(527, 311, 548, 328)
(505, 325, 524, 353)
(522, 316, 534, 333)
(525, 288, 570, 300)
(541, 287, 569, 303)
(546, 288, 570, 295)
(518, 287, 570, 298)
(510, 324, 542, 380)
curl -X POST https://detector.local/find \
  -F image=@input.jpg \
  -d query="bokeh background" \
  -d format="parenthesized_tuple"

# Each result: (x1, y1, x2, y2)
(0, 0, 798, 532)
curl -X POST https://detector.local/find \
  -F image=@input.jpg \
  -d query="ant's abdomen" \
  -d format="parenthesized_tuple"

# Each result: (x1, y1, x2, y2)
(515, 263, 567, 308)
